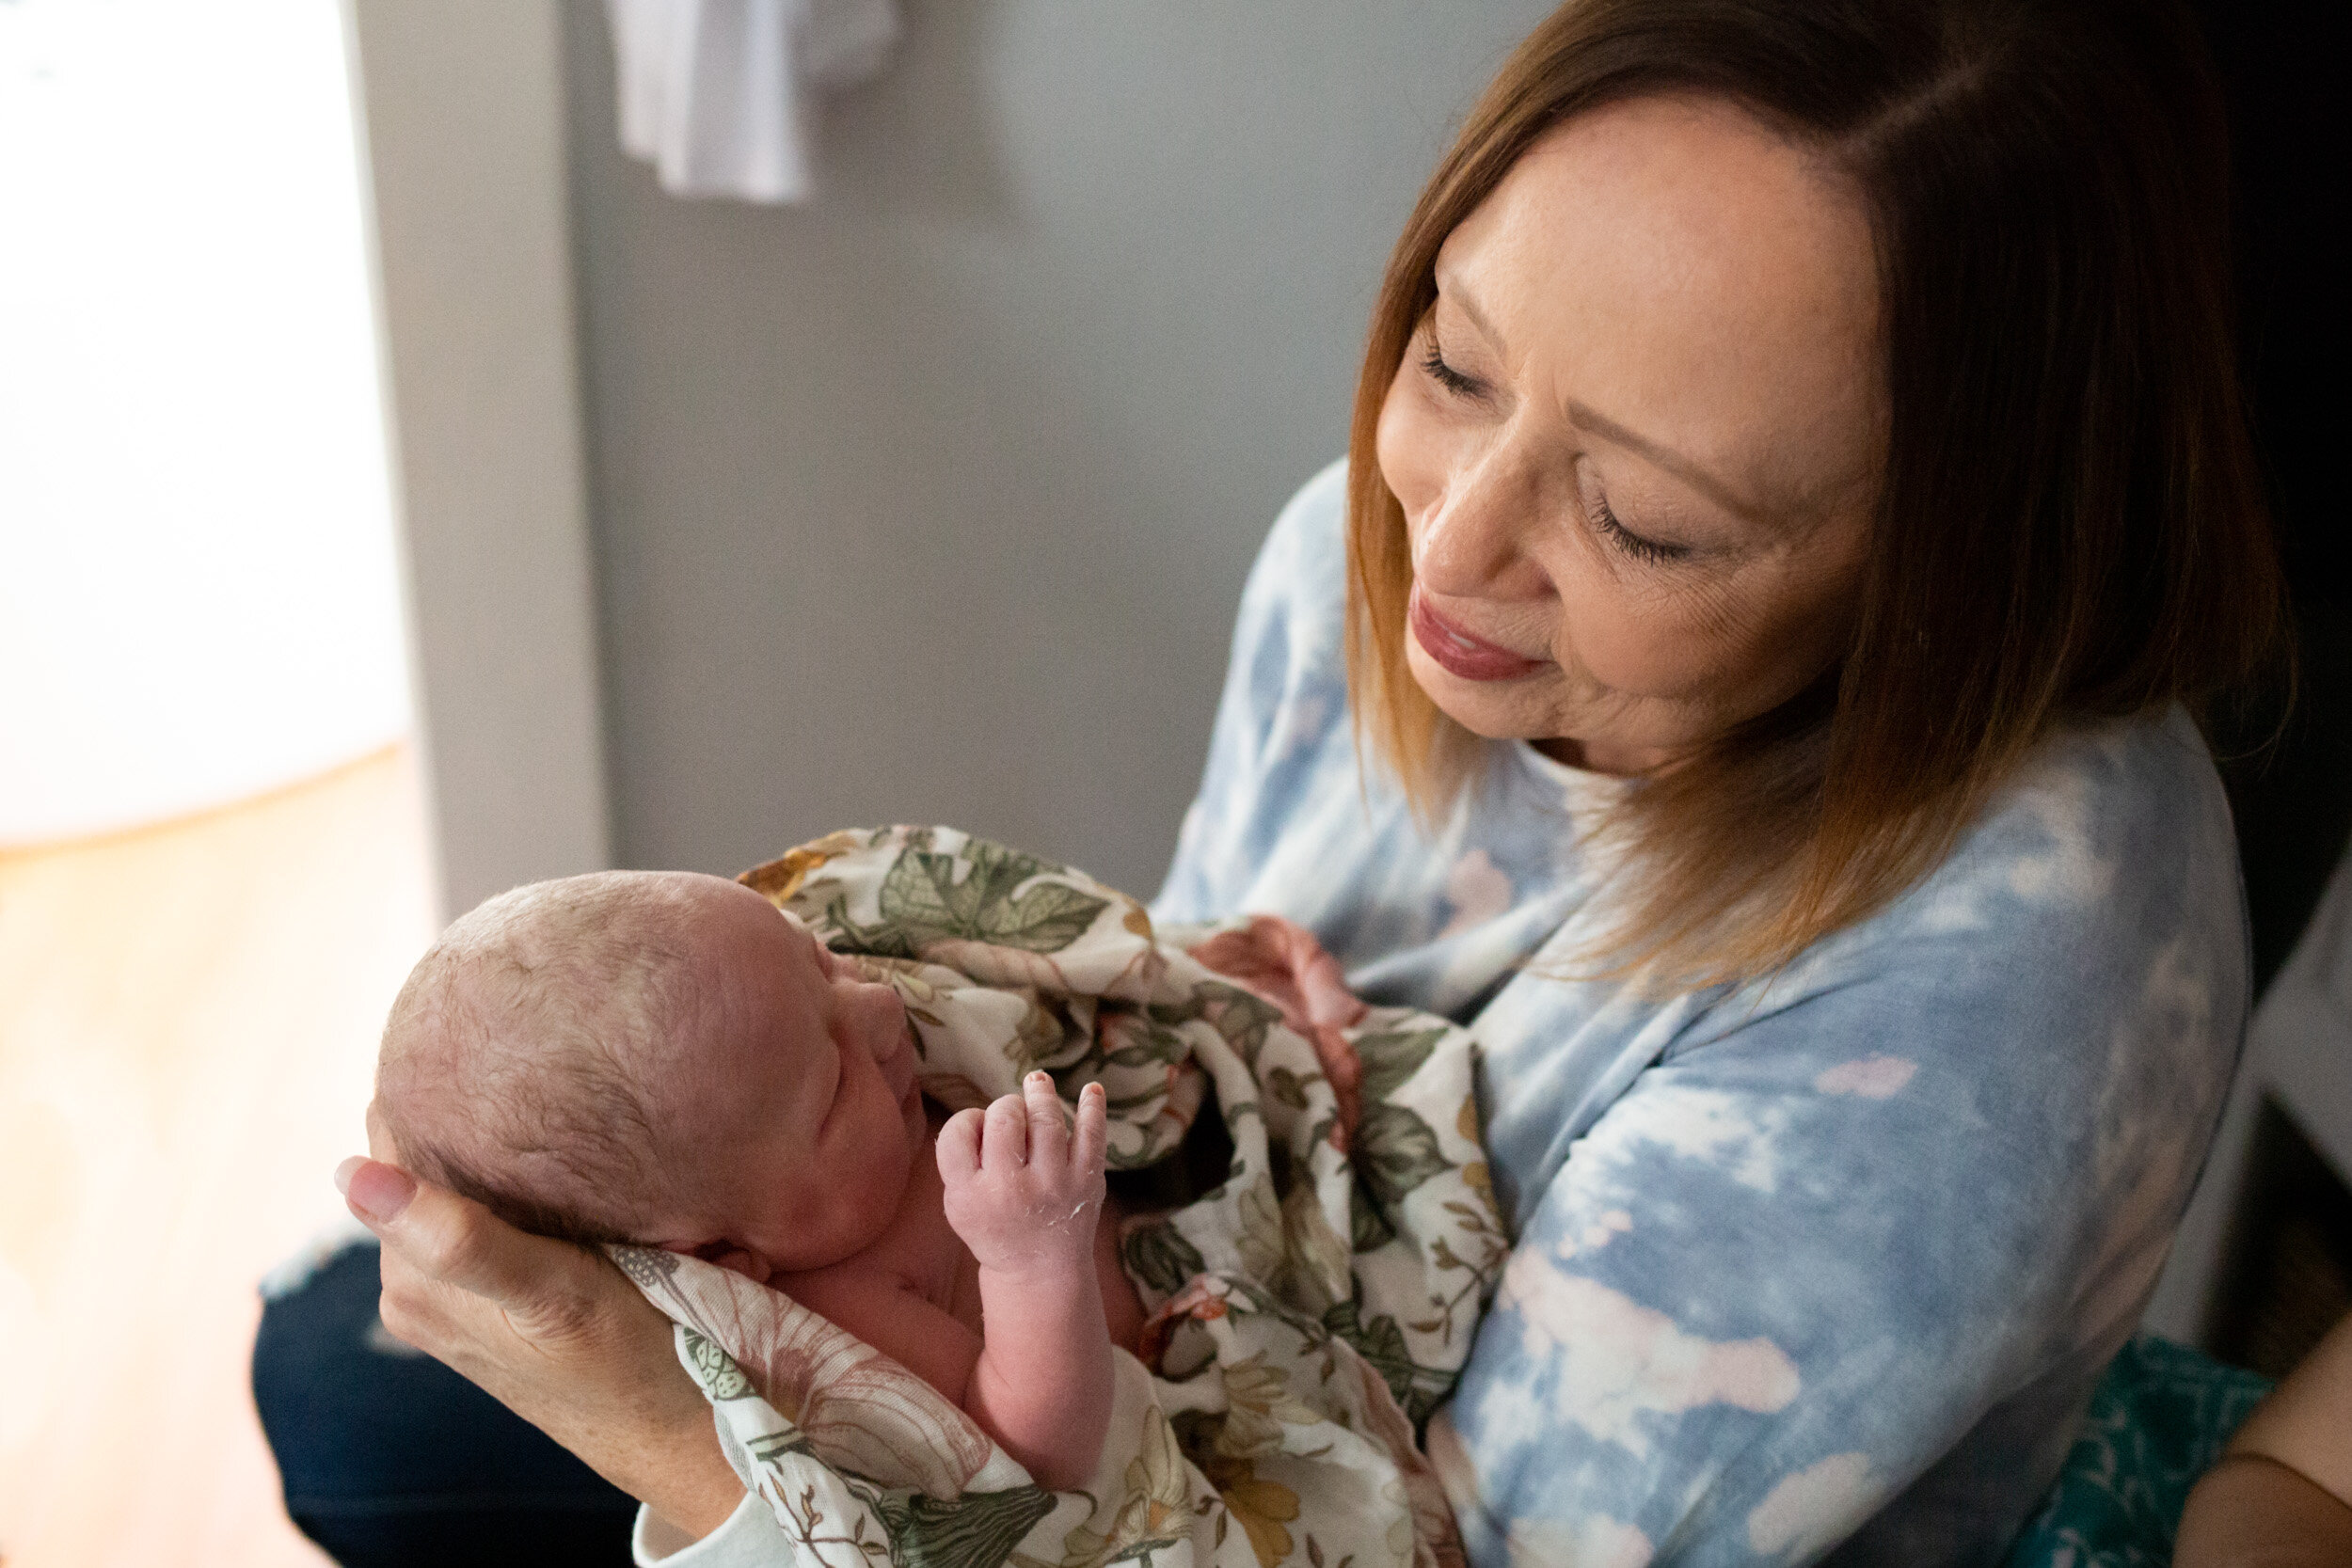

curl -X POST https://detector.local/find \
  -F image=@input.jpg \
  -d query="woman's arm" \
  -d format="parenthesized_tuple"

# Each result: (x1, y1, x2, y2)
(337, 1143, 746, 1542)
(1432, 879, 2244, 1565)
(2221, 1312, 2352, 1505)
(2174, 1456, 2352, 1567)
(2175, 1315, 2352, 1567)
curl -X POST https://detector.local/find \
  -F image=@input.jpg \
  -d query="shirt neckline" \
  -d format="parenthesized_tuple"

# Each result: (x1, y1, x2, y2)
(1512, 737, 1640, 801)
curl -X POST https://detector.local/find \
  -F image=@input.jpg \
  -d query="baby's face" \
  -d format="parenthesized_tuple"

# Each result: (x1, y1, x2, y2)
(646, 890, 925, 1276)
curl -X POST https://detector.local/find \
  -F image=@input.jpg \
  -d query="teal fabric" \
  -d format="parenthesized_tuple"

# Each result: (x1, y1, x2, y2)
(2004, 1337, 2272, 1568)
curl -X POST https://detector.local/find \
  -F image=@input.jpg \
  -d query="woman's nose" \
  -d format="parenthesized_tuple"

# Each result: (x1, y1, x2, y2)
(1412, 448, 1546, 600)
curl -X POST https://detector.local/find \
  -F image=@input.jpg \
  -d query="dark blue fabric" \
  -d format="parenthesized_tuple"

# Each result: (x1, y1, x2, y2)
(251, 1237, 635, 1567)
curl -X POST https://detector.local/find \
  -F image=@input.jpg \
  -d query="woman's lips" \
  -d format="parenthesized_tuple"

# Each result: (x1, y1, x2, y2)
(1409, 589, 1547, 682)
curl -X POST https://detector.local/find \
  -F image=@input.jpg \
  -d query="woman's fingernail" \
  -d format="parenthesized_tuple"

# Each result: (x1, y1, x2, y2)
(340, 1159, 416, 1227)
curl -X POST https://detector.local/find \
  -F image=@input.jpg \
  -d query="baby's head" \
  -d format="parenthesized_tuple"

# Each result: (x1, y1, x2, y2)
(373, 870, 924, 1281)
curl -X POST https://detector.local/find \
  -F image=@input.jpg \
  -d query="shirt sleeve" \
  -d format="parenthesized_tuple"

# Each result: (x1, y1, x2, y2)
(633, 1494, 796, 1567)
(1433, 775, 2249, 1567)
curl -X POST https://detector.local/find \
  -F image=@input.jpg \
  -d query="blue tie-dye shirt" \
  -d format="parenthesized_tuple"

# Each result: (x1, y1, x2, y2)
(1151, 461, 2248, 1567)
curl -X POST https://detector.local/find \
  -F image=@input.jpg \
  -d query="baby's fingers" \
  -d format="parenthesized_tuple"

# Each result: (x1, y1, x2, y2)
(936, 1107, 984, 1184)
(1073, 1081, 1107, 1179)
(1022, 1071, 1069, 1166)
(980, 1089, 1031, 1168)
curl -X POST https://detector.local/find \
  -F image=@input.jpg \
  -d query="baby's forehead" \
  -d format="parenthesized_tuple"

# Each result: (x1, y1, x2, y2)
(752, 904, 859, 1011)
(637, 900, 837, 1103)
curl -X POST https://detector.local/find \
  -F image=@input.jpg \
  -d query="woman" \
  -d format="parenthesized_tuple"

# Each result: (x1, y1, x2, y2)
(309, 0, 2283, 1560)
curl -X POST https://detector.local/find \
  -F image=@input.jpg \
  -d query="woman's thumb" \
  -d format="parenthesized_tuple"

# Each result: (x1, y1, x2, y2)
(336, 1155, 416, 1227)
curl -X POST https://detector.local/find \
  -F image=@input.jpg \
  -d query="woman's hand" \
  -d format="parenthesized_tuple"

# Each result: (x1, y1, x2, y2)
(336, 1111, 746, 1541)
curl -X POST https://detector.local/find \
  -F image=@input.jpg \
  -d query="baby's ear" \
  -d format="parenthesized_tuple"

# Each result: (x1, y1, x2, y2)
(659, 1238, 774, 1287)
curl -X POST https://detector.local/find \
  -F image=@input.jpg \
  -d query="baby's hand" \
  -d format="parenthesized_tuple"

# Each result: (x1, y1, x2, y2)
(937, 1074, 1106, 1275)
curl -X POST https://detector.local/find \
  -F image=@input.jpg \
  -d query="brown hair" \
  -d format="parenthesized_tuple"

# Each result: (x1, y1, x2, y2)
(373, 873, 695, 1246)
(1346, 0, 2286, 984)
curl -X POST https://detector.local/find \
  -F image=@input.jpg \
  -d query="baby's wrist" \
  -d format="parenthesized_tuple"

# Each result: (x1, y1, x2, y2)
(972, 1246, 1097, 1289)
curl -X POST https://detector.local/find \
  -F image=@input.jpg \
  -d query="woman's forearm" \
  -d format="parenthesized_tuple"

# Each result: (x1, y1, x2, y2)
(620, 1418, 748, 1543)
(2176, 1454, 2352, 1568)
(547, 1360, 744, 1543)
(2224, 1314, 2352, 1505)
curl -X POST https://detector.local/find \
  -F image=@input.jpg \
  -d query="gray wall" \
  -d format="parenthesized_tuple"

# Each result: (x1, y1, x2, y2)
(356, 0, 611, 920)
(563, 0, 1556, 894)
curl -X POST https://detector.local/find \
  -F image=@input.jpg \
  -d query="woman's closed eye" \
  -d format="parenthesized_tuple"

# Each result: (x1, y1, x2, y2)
(1590, 494, 1690, 566)
(1421, 339, 1488, 402)
(1421, 322, 1694, 568)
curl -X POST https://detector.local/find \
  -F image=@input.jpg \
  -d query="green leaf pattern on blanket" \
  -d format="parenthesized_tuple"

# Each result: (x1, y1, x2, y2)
(1352, 1026, 1448, 1103)
(1187, 987, 1286, 1074)
(1349, 1177, 1398, 1255)
(855, 1482, 1061, 1568)
(1354, 1102, 1452, 1208)
(676, 826, 1505, 1567)
(1123, 1219, 1210, 1299)
(869, 840, 1109, 956)
(744, 1431, 816, 1467)
(680, 1329, 753, 1402)
(1323, 1297, 1451, 1428)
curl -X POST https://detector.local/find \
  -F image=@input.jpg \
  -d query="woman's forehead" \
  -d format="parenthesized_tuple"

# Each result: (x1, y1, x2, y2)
(1438, 94, 1883, 527)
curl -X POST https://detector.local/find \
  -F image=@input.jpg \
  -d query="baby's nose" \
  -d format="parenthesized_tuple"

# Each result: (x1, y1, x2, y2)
(872, 1007, 917, 1100)
(864, 986, 910, 1052)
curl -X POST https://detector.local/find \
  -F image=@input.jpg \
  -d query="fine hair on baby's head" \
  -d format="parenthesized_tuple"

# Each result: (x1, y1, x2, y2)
(374, 870, 745, 1246)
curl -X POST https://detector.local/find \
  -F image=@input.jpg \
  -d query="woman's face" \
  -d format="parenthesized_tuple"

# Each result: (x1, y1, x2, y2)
(1375, 95, 1885, 775)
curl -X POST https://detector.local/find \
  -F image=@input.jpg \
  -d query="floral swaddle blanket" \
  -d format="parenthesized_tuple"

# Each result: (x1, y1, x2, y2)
(607, 826, 1507, 1568)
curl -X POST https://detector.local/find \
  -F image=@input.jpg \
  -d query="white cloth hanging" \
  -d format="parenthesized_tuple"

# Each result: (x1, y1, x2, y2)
(605, 0, 898, 205)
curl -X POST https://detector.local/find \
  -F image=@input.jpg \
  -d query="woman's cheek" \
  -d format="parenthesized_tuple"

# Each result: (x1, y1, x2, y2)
(1546, 549, 1638, 688)
(1554, 562, 1724, 701)
(1374, 366, 1445, 521)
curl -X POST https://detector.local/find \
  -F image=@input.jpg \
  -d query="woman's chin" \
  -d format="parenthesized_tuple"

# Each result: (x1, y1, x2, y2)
(1406, 647, 1691, 773)
(1406, 645, 1562, 742)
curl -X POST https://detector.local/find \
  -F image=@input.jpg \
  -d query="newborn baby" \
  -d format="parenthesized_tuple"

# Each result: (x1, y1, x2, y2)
(372, 869, 1149, 1492)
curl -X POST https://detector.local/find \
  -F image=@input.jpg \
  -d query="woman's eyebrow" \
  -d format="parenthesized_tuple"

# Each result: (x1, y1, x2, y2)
(1438, 273, 1510, 362)
(1564, 399, 1771, 527)
(1438, 272, 1772, 526)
